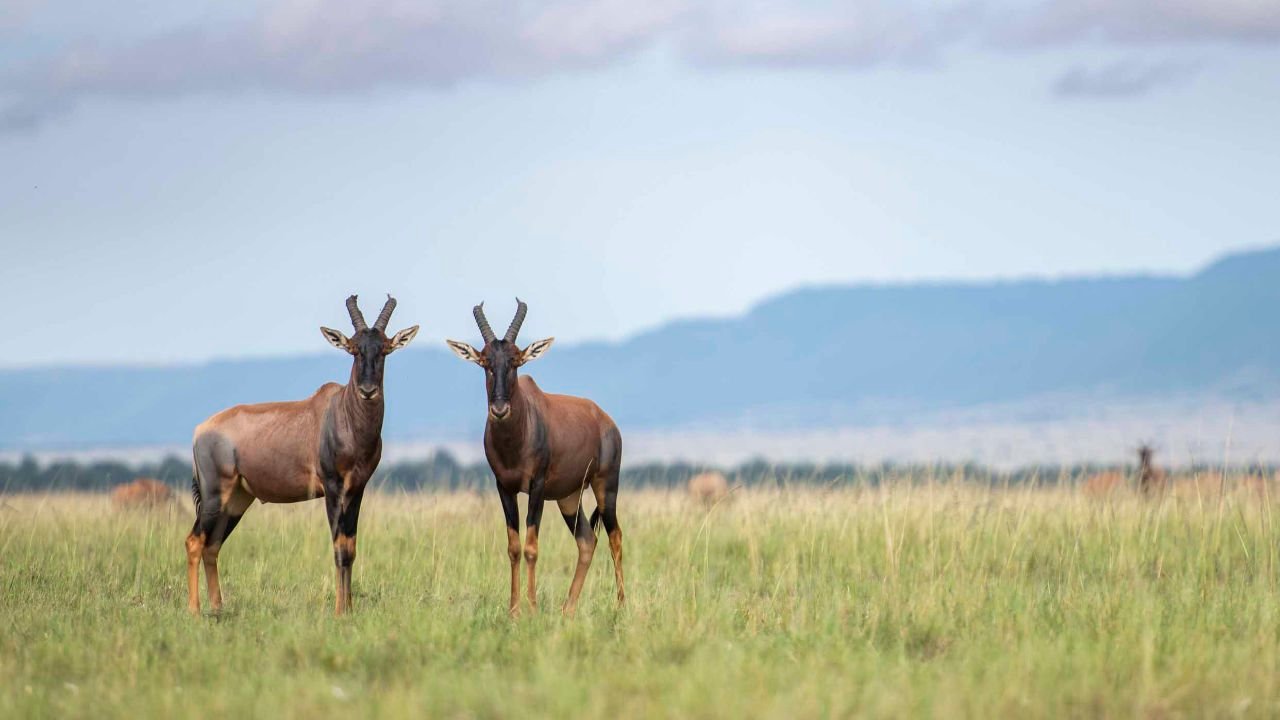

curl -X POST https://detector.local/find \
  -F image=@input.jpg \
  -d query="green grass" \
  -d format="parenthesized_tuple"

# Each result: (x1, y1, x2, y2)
(2, 481, 1280, 718)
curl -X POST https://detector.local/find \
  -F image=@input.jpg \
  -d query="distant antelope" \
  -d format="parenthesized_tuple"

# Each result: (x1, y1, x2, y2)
(185, 296, 418, 615)
(1082, 470, 1124, 499)
(112, 478, 174, 509)
(688, 471, 730, 507)
(1137, 445, 1168, 497)
(447, 300, 624, 615)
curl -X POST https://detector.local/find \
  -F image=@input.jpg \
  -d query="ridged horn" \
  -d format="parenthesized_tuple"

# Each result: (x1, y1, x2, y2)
(373, 294, 397, 332)
(345, 295, 368, 332)
(504, 298, 527, 343)
(473, 303, 496, 345)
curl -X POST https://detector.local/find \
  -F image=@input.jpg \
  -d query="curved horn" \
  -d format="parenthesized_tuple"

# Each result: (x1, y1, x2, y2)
(473, 302, 496, 345)
(345, 295, 368, 332)
(373, 294, 397, 332)
(504, 297, 528, 343)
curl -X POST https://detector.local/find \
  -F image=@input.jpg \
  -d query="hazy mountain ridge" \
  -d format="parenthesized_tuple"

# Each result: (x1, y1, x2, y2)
(5, 246, 1280, 450)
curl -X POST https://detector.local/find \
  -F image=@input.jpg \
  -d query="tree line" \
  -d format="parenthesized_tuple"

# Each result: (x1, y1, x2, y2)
(0, 452, 1185, 494)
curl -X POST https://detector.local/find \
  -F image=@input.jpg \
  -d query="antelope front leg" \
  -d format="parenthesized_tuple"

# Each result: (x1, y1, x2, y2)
(325, 485, 365, 616)
(498, 487, 521, 616)
(524, 477, 547, 612)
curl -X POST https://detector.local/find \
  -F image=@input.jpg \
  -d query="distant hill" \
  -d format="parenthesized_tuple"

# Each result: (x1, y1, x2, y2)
(5, 246, 1280, 451)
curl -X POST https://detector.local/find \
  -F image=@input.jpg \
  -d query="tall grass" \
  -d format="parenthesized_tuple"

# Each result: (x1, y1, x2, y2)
(2, 480, 1278, 718)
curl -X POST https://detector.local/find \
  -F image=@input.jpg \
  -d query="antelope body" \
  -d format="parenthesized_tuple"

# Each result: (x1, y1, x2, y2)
(112, 478, 174, 509)
(1082, 471, 1124, 499)
(1138, 445, 1168, 497)
(448, 300, 624, 615)
(185, 296, 417, 615)
(688, 471, 730, 507)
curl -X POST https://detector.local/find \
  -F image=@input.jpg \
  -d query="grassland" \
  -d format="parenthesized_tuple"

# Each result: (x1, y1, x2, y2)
(2, 479, 1280, 718)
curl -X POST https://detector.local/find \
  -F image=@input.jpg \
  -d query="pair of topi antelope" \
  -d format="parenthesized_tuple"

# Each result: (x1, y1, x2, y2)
(187, 296, 624, 617)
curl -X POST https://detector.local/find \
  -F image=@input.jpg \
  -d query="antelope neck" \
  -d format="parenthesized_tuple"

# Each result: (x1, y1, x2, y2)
(338, 371, 385, 446)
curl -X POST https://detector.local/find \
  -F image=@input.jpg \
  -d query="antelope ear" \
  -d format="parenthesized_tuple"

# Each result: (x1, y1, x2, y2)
(387, 325, 419, 354)
(445, 339, 485, 366)
(320, 327, 353, 353)
(519, 337, 554, 365)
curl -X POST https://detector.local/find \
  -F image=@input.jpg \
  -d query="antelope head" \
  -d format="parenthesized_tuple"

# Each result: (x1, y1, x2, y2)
(321, 295, 419, 401)
(446, 298, 553, 421)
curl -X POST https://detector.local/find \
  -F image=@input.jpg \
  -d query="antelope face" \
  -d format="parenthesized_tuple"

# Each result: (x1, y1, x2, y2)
(446, 299, 553, 422)
(321, 295, 419, 401)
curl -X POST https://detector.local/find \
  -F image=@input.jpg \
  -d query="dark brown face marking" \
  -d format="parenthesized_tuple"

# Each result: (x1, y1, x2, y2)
(480, 340, 522, 418)
(349, 329, 391, 398)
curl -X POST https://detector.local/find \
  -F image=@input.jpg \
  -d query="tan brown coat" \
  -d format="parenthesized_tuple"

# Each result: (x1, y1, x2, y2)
(111, 478, 174, 509)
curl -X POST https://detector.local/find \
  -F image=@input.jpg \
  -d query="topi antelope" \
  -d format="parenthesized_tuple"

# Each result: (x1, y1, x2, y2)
(112, 478, 174, 509)
(1137, 445, 1168, 497)
(185, 295, 418, 615)
(1082, 470, 1124, 499)
(447, 299, 624, 616)
(688, 471, 730, 507)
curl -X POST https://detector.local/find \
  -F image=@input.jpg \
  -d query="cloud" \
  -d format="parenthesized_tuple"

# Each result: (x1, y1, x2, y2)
(686, 2, 973, 69)
(1052, 59, 1199, 98)
(997, 0, 1280, 47)
(3, 0, 1278, 132)
(0, 0, 43, 31)
(0, 95, 71, 134)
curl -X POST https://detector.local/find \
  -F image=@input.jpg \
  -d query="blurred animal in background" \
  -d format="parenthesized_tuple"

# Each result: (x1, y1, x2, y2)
(111, 478, 174, 509)
(1082, 470, 1124, 499)
(1242, 467, 1274, 501)
(1137, 445, 1168, 497)
(688, 471, 730, 507)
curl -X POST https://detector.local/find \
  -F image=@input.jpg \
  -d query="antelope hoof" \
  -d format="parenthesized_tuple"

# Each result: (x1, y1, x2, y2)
(561, 602, 577, 618)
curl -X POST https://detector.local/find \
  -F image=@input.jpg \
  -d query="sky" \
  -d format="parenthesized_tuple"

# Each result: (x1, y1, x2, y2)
(2, 0, 1278, 369)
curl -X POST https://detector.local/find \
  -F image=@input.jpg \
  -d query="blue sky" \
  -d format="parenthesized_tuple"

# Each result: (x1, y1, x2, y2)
(2, 1, 1278, 368)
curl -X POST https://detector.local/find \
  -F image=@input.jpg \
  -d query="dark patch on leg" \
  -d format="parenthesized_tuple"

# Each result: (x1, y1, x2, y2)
(499, 486, 521, 615)
(523, 474, 547, 612)
(324, 482, 365, 615)
(562, 509, 593, 543)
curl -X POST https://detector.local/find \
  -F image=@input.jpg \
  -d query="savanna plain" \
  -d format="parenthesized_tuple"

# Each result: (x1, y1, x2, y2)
(3, 478, 1280, 718)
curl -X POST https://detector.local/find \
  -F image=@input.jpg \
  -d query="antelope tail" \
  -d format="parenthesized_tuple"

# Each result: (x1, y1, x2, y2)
(190, 472, 202, 512)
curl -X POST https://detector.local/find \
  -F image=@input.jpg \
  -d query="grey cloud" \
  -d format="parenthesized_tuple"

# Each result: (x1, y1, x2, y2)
(2, 0, 1276, 132)
(1052, 59, 1199, 98)
(0, 0, 692, 130)
(998, 0, 1280, 47)
(0, 0, 43, 31)
(0, 95, 71, 134)
(686, 2, 974, 69)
